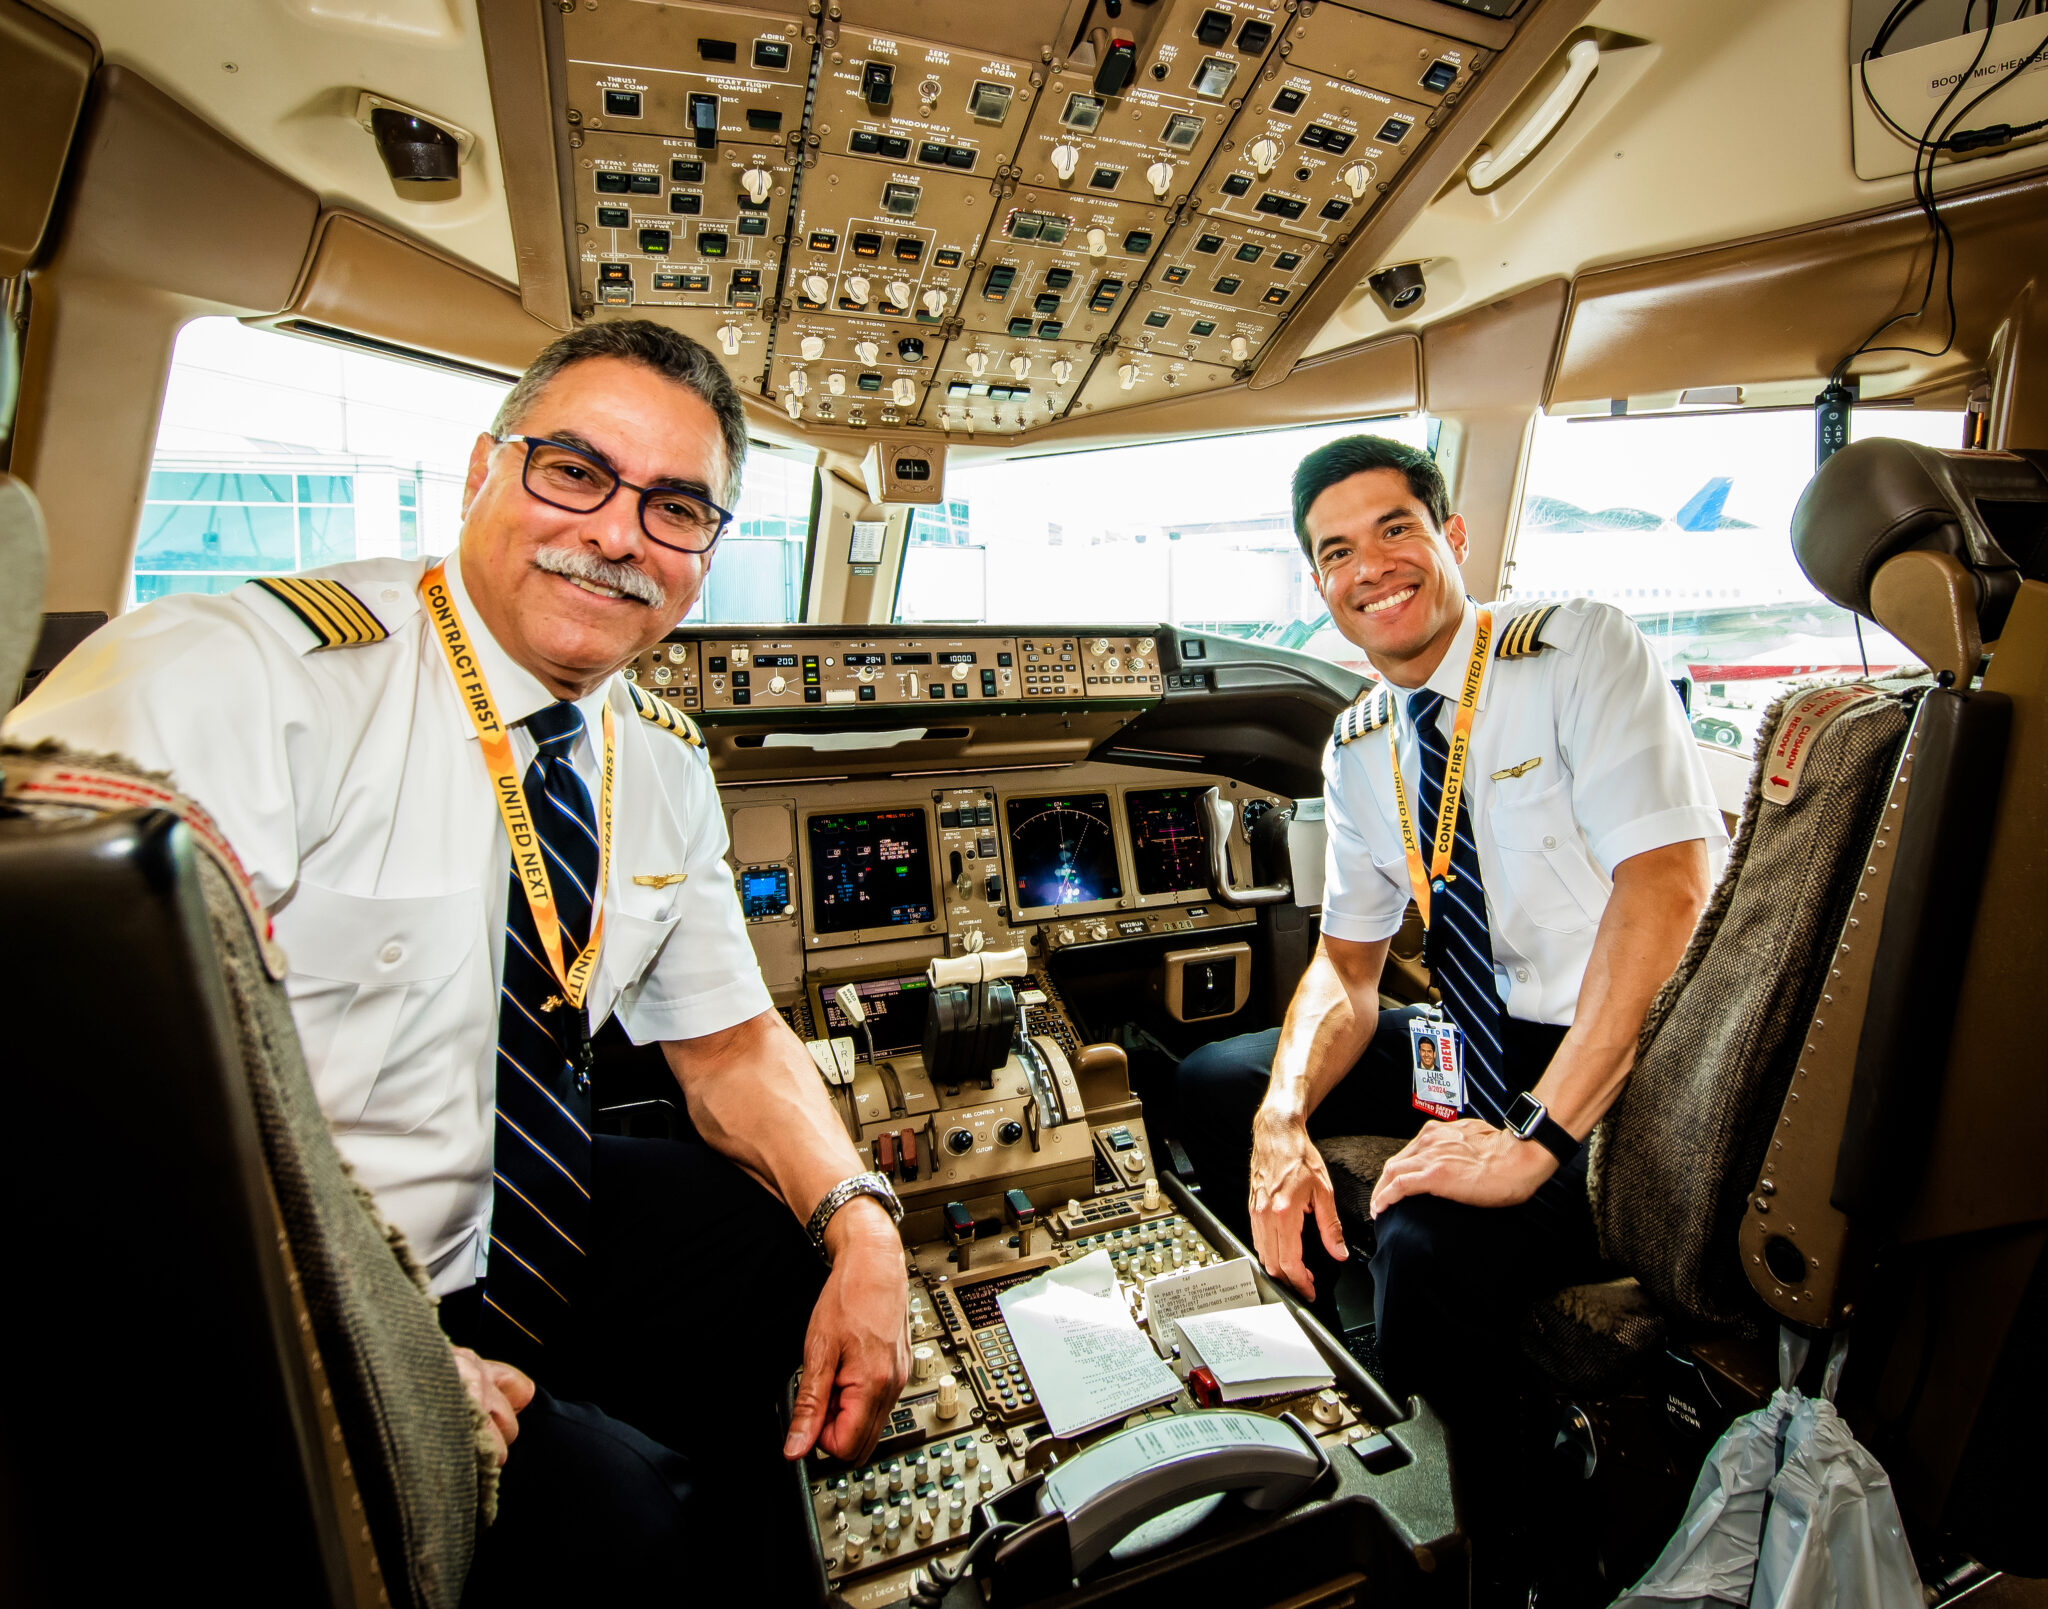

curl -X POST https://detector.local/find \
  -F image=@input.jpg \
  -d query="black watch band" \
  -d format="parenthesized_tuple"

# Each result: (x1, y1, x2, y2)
(1503, 1091, 1581, 1165)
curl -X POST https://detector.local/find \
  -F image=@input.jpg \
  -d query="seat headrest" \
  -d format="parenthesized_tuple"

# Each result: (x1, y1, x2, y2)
(1791, 439, 2048, 642)
(0, 475, 48, 715)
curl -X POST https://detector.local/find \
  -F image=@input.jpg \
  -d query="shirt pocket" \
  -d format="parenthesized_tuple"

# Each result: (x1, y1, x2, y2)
(1488, 781, 1607, 934)
(281, 882, 485, 1133)
(595, 907, 681, 1024)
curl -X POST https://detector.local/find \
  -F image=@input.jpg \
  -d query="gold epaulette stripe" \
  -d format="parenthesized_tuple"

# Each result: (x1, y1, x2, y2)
(254, 577, 388, 648)
(1332, 683, 1392, 746)
(1495, 604, 1560, 660)
(628, 681, 705, 746)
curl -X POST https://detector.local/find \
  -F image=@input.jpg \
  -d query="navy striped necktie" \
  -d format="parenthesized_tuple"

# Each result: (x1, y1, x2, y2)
(481, 699, 599, 1365)
(1408, 688, 1510, 1127)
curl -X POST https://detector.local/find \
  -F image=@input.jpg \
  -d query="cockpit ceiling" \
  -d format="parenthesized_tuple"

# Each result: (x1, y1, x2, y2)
(549, 0, 1507, 438)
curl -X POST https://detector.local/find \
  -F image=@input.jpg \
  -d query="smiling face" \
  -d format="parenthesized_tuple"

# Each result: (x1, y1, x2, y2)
(1306, 467, 1471, 688)
(457, 355, 727, 698)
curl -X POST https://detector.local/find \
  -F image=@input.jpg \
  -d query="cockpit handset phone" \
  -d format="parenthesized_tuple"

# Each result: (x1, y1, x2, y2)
(965, 1410, 1329, 1596)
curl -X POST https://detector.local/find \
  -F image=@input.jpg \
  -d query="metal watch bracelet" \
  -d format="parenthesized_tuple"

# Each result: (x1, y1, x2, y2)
(804, 1170, 904, 1262)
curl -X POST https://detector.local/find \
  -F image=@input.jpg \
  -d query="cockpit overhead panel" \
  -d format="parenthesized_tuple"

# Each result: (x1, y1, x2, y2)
(539, 0, 1524, 435)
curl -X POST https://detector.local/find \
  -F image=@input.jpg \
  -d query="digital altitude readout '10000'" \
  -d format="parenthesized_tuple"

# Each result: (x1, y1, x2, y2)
(806, 808, 937, 935)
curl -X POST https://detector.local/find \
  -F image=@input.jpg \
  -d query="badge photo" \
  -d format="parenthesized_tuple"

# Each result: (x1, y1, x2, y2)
(1410, 1016, 1466, 1121)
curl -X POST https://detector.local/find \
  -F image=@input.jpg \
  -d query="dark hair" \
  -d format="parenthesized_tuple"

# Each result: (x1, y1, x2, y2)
(491, 319, 749, 505)
(1291, 434, 1449, 563)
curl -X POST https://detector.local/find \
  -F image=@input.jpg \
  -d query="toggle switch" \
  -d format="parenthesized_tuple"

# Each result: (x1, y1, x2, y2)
(788, 367, 808, 397)
(782, 392, 803, 419)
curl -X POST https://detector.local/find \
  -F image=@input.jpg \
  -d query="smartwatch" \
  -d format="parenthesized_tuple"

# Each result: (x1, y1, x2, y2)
(1503, 1091, 1580, 1165)
(804, 1170, 904, 1263)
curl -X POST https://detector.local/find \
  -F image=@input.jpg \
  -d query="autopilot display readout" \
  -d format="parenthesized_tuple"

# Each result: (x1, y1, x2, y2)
(807, 809, 936, 934)
(1125, 787, 1210, 896)
(1005, 792, 1122, 911)
(819, 974, 933, 1059)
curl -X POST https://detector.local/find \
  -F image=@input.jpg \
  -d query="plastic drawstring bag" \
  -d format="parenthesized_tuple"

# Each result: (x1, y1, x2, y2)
(1750, 1392, 1921, 1609)
(1613, 1331, 1923, 1609)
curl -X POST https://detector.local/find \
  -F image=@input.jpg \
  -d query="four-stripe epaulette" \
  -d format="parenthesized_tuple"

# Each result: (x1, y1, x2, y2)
(252, 577, 388, 648)
(1332, 683, 1393, 746)
(628, 680, 705, 746)
(1495, 604, 1560, 660)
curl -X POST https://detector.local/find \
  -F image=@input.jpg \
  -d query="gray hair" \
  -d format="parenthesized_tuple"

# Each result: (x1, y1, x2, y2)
(491, 319, 749, 507)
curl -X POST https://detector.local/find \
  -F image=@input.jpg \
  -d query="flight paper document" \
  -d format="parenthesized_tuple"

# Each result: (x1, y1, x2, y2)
(997, 1250, 1183, 1438)
(1144, 1255, 1261, 1355)
(1174, 1303, 1335, 1402)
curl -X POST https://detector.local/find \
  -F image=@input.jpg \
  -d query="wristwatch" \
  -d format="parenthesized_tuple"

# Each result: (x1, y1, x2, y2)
(1503, 1091, 1581, 1165)
(805, 1170, 904, 1263)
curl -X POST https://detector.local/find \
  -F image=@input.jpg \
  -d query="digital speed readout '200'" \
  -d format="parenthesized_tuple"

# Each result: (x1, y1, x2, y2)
(806, 809, 936, 935)
(1005, 792, 1122, 911)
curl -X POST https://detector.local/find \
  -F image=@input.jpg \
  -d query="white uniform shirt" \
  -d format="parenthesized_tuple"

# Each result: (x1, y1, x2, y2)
(1320, 597, 1728, 1026)
(6, 554, 771, 1293)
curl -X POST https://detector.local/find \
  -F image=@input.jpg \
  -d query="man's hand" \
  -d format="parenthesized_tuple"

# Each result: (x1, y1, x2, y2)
(783, 1201, 910, 1464)
(1368, 1119, 1556, 1218)
(1248, 1108, 1348, 1302)
(451, 1345, 534, 1467)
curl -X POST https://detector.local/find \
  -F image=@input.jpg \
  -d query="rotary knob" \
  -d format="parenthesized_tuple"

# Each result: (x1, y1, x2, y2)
(965, 350, 989, 377)
(667, 644, 688, 663)
(1118, 362, 1137, 390)
(1010, 353, 1031, 379)
(1249, 136, 1280, 175)
(827, 371, 846, 395)
(1051, 357, 1074, 384)
(1146, 159, 1175, 198)
(963, 928, 985, 953)
(855, 338, 880, 365)
(788, 367, 809, 397)
(1129, 657, 1146, 672)
(886, 279, 912, 308)
(923, 287, 948, 318)
(782, 392, 803, 420)
(1092, 638, 1110, 654)
(891, 376, 917, 406)
(1086, 227, 1108, 259)
(936, 1374, 960, 1419)
(653, 665, 672, 683)
(802, 273, 830, 303)
(1051, 142, 1081, 180)
(1089, 921, 1109, 941)
(1341, 160, 1375, 200)
(729, 645, 750, 667)
(740, 166, 773, 204)
(769, 675, 787, 694)
(716, 323, 743, 356)
(1054, 926, 1075, 945)
(1104, 656, 1120, 672)
(799, 334, 826, 361)
(845, 274, 871, 305)
(1230, 335, 1250, 363)
(951, 662, 969, 681)
(857, 666, 875, 683)
(1137, 637, 1155, 655)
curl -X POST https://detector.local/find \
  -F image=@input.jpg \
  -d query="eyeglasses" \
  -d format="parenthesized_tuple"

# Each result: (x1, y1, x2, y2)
(497, 433, 733, 554)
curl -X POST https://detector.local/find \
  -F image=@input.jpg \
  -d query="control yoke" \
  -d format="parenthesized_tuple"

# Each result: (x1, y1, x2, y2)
(1199, 788, 1291, 907)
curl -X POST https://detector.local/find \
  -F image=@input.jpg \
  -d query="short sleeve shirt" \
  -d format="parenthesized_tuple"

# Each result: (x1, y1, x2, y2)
(1320, 597, 1728, 1025)
(5, 554, 772, 1292)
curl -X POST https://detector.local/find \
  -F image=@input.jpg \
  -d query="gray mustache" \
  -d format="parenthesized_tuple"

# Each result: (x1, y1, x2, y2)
(533, 545, 667, 610)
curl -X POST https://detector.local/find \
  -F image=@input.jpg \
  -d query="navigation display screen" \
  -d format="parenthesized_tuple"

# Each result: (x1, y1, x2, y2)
(1005, 792, 1122, 911)
(807, 808, 936, 934)
(819, 974, 933, 1059)
(1125, 787, 1210, 896)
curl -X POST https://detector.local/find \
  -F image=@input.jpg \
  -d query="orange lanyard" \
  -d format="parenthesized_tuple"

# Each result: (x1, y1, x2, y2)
(1387, 609, 1491, 929)
(420, 563, 614, 1011)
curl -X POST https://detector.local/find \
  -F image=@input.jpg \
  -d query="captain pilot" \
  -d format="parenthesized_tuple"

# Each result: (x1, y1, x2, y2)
(6, 320, 906, 1603)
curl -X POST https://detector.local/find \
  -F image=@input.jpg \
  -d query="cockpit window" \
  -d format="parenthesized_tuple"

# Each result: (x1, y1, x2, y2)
(1509, 406, 1964, 755)
(134, 318, 816, 626)
(892, 415, 1432, 666)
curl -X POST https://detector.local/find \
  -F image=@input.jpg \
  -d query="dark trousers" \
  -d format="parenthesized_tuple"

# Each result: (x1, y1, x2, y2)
(1172, 1010, 1604, 1413)
(441, 1133, 826, 1607)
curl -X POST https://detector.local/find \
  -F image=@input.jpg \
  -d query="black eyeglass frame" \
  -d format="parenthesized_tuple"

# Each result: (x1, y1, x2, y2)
(496, 432, 735, 554)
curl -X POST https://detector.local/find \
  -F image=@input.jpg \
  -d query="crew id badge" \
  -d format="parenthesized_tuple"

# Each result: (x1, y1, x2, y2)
(1409, 1015, 1466, 1120)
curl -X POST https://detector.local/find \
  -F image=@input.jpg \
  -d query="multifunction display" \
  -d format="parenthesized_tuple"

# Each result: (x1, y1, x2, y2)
(807, 808, 936, 934)
(819, 974, 934, 1059)
(738, 864, 793, 920)
(1005, 792, 1122, 912)
(1125, 787, 1211, 896)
